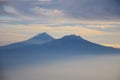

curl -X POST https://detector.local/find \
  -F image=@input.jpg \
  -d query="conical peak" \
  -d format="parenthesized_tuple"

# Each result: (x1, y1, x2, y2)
(28, 32, 54, 41)
(36, 32, 49, 37)
(25, 32, 54, 44)
(34, 32, 52, 38)
(40, 32, 48, 35)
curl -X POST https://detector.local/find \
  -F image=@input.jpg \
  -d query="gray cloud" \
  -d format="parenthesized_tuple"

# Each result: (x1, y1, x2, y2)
(53, 0, 120, 21)
(0, 1, 8, 15)
(0, 0, 120, 24)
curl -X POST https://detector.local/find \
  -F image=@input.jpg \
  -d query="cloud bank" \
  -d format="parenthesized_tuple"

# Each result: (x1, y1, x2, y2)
(3, 55, 120, 80)
(0, 0, 120, 24)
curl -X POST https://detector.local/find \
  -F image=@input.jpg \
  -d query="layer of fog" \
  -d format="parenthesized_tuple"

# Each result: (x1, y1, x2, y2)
(2, 54, 120, 80)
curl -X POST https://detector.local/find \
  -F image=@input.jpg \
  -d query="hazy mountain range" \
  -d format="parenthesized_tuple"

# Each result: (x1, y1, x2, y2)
(0, 32, 120, 67)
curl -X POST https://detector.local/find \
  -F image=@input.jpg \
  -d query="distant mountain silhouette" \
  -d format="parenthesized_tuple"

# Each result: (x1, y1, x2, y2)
(0, 32, 54, 49)
(0, 33, 120, 67)
(27, 32, 54, 44)
(22, 34, 119, 54)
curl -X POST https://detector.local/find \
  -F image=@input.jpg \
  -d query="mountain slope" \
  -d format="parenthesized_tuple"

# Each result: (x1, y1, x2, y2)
(0, 32, 54, 49)
(25, 35, 120, 54)
(26, 32, 54, 44)
(1, 34, 120, 54)
(0, 34, 120, 67)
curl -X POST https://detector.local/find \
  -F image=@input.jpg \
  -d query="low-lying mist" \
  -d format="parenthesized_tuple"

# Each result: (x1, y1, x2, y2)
(2, 54, 120, 80)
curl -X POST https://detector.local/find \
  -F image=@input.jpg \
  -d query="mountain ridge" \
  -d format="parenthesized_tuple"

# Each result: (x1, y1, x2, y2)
(1, 32, 120, 67)
(0, 32, 54, 49)
(0, 33, 119, 49)
(1, 33, 119, 53)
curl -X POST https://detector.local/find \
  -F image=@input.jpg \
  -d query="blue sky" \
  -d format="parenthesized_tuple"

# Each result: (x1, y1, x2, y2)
(0, 0, 120, 48)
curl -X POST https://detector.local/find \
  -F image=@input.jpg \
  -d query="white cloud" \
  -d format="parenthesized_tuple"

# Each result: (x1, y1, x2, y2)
(2, 6, 35, 21)
(31, 7, 64, 17)
(3, 6, 18, 15)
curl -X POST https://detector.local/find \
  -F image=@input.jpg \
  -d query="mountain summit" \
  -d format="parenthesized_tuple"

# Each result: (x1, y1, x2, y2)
(62, 35, 83, 40)
(0, 32, 54, 49)
(26, 32, 54, 44)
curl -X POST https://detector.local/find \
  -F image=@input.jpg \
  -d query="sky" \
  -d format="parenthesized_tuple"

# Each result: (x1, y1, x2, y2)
(0, 0, 120, 48)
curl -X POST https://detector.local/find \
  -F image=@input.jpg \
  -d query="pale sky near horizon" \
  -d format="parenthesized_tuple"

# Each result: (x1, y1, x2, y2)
(0, 0, 120, 48)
